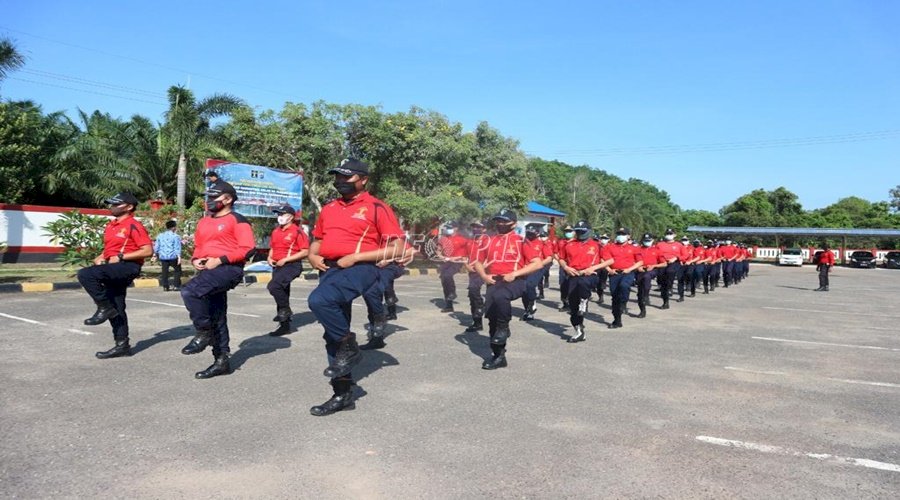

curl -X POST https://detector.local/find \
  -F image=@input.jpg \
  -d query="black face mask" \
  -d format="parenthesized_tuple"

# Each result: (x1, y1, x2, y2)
(496, 223, 515, 234)
(576, 230, 590, 241)
(525, 232, 538, 240)
(334, 181, 357, 195)
(207, 199, 226, 214)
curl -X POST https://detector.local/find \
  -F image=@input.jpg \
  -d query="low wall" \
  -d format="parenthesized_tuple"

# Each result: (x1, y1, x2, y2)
(0, 204, 109, 263)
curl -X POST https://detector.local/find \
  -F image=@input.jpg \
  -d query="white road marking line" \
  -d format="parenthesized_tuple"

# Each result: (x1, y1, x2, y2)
(67, 329, 93, 336)
(762, 306, 900, 318)
(724, 366, 788, 376)
(826, 378, 900, 388)
(0, 312, 46, 325)
(725, 367, 899, 389)
(696, 436, 900, 473)
(130, 298, 261, 317)
(752, 336, 900, 352)
(130, 299, 181, 308)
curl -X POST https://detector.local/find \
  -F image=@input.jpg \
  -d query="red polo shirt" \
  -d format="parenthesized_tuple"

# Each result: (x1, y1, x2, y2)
(102, 215, 152, 264)
(635, 245, 663, 268)
(555, 239, 570, 257)
(270, 224, 310, 261)
(467, 234, 490, 263)
(600, 243, 640, 269)
(680, 244, 694, 262)
(541, 240, 555, 259)
(719, 245, 737, 260)
(601, 242, 641, 270)
(562, 239, 601, 270)
(656, 241, 682, 262)
(193, 212, 256, 264)
(483, 233, 539, 275)
(312, 192, 404, 260)
(819, 250, 835, 266)
(439, 234, 469, 259)
(523, 237, 546, 264)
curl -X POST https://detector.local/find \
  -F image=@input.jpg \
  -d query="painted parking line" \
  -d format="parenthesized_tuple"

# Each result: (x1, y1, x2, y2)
(696, 436, 900, 473)
(129, 298, 262, 317)
(752, 336, 900, 352)
(67, 328, 94, 336)
(0, 312, 47, 325)
(724, 366, 899, 389)
(762, 306, 900, 319)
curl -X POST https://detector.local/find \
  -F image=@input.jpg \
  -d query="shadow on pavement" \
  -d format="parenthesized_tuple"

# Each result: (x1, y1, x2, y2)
(131, 325, 195, 355)
(454, 330, 491, 362)
(230, 334, 291, 370)
(355, 349, 399, 384)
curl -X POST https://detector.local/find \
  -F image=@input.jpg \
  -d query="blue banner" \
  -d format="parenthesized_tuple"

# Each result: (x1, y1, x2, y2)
(204, 161, 303, 218)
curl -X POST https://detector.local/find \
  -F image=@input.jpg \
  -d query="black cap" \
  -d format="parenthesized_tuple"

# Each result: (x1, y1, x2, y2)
(681, 236, 690, 242)
(445, 221, 459, 228)
(328, 158, 370, 177)
(599, 233, 609, 239)
(469, 221, 485, 228)
(573, 220, 591, 232)
(525, 222, 542, 233)
(616, 227, 631, 236)
(539, 231, 548, 237)
(205, 181, 238, 201)
(562, 224, 573, 231)
(104, 192, 139, 206)
(641, 233, 653, 241)
(272, 204, 296, 215)
(205, 170, 219, 178)
(492, 208, 517, 222)
(665, 228, 675, 235)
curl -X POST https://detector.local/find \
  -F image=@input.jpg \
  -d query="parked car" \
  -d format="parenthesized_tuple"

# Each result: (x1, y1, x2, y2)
(778, 248, 804, 266)
(883, 251, 900, 269)
(849, 251, 876, 268)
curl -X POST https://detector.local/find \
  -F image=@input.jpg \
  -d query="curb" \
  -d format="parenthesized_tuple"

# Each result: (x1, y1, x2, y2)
(0, 267, 443, 293)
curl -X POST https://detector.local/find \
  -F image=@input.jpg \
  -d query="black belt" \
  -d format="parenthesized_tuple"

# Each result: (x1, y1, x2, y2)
(324, 259, 374, 268)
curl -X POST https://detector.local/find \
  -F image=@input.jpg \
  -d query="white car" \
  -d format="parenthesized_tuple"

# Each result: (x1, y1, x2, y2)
(778, 248, 804, 266)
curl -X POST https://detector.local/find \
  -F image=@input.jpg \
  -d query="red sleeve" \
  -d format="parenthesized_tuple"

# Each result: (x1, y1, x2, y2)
(132, 222, 152, 247)
(311, 209, 326, 240)
(523, 241, 542, 262)
(295, 226, 310, 250)
(601, 245, 613, 261)
(375, 203, 404, 241)
(222, 216, 256, 264)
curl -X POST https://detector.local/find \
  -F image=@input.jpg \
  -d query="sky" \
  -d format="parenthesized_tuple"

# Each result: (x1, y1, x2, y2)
(3, 0, 898, 213)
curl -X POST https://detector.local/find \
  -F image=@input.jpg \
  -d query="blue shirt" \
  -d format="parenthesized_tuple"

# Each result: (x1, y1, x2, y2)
(154, 230, 182, 260)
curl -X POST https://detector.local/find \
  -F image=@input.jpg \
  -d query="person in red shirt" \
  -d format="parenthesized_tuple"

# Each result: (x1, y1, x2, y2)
(557, 220, 603, 342)
(179, 181, 256, 379)
(634, 233, 666, 318)
(708, 241, 723, 290)
(360, 238, 417, 350)
(78, 192, 153, 359)
(266, 204, 310, 337)
(594, 233, 610, 305)
(473, 209, 544, 370)
(436, 221, 469, 312)
(688, 240, 709, 296)
(676, 236, 697, 302)
(464, 221, 490, 332)
(719, 239, 738, 287)
(521, 223, 553, 321)
(654, 228, 682, 309)
(538, 230, 554, 299)
(555, 224, 575, 312)
(307, 158, 404, 416)
(599, 227, 644, 328)
(816, 243, 836, 291)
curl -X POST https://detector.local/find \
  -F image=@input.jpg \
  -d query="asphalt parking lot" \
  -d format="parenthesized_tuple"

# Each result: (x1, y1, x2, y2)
(1, 264, 898, 498)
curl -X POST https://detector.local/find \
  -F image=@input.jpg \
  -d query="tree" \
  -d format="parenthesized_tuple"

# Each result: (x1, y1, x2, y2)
(162, 86, 243, 206)
(890, 185, 900, 213)
(0, 37, 25, 83)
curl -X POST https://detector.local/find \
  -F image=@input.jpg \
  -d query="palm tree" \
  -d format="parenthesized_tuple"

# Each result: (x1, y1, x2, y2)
(0, 37, 25, 82)
(162, 86, 243, 206)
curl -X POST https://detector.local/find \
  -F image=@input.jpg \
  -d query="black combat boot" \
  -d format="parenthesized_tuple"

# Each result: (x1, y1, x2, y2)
(482, 344, 508, 370)
(608, 315, 623, 329)
(269, 321, 291, 336)
(361, 317, 387, 350)
(310, 379, 355, 416)
(637, 307, 646, 318)
(273, 306, 292, 323)
(440, 297, 454, 313)
(181, 329, 212, 355)
(465, 315, 483, 333)
(386, 304, 397, 321)
(323, 333, 362, 378)
(95, 338, 132, 359)
(567, 324, 586, 343)
(195, 353, 231, 379)
(84, 301, 118, 326)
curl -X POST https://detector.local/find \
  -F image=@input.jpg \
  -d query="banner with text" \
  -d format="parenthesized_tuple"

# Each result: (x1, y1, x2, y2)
(205, 160, 303, 218)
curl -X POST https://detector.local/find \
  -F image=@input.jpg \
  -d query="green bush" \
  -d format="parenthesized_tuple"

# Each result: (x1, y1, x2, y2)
(42, 210, 109, 268)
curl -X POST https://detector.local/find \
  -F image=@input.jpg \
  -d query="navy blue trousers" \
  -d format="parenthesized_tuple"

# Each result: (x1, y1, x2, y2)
(267, 262, 303, 309)
(484, 278, 527, 334)
(77, 261, 141, 340)
(309, 263, 379, 361)
(609, 271, 635, 322)
(521, 269, 543, 310)
(723, 261, 735, 286)
(467, 272, 485, 317)
(636, 269, 655, 310)
(180, 264, 244, 355)
(558, 267, 569, 303)
(439, 262, 463, 299)
(660, 262, 680, 304)
(566, 274, 598, 326)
